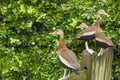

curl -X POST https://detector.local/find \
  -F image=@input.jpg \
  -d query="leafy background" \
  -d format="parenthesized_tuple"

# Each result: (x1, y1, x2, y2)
(0, 0, 120, 80)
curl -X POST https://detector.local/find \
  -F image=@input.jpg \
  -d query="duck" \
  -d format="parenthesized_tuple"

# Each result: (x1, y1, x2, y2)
(74, 9, 109, 54)
(77, 23, 115, 56)
(93, 34, 115, 56)
(50, 29, 80, 80)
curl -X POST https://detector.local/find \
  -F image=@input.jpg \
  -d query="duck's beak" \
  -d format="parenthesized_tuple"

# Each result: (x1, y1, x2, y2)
(49, 31, 57, 35)
(103, 12, 110, 17)
(76, 26, 81, 29)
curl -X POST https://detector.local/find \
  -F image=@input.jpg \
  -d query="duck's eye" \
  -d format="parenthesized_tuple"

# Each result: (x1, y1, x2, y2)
(100, 10, 104, 14)
(56, 31, 59, 34)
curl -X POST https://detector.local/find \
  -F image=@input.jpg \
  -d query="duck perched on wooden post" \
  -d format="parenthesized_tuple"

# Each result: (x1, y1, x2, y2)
(50, 29, 80, 80)
(74, 9, 109, 54)
(93, 34, 115, 56)
(77, 23, 115, 56)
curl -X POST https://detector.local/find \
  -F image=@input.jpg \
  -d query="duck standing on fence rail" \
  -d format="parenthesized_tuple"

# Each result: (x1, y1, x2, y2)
(77, 23, 115, 56)
(74, 9, 109, 54)
(50, 29, 80, 80)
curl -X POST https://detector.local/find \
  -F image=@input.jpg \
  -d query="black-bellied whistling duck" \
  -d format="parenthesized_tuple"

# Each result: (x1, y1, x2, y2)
(74, 9, 109, 54)
(76, 23, 96, 54)
(77, 23, 115, 56)
(76, 23, 88, 30)
(50, 29, 80, 80)
(93, 34, 115, 56)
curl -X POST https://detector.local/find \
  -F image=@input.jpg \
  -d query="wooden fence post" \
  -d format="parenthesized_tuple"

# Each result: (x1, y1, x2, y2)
(68, 48, 114, 80)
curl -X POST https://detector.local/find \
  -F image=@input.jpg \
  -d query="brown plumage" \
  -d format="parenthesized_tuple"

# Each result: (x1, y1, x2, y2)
(93, 34, 115, 56)
(74, 9, 109, 54)
(74, 9, 109, 41)
(78, 23, 115, 56)
(50, 29, 80, 80)
(57, 48, 80, 73)
(93, 34, 115, 49)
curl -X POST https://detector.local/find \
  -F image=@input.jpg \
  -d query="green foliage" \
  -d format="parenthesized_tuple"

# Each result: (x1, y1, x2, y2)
(0, 0, 120, 80)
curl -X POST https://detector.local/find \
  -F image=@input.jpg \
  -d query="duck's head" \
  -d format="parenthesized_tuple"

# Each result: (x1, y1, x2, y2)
(50, 29, 64, 36)
(76, 23, 88, 29)
(98, 9, 109, 16)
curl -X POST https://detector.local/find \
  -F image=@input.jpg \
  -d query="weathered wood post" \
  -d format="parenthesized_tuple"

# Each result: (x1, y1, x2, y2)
(68, 48, 114, 80)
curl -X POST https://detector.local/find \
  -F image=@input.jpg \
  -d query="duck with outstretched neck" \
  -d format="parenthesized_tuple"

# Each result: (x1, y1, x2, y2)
(77, 23, 115, 56)
(74, 9, 109, 55)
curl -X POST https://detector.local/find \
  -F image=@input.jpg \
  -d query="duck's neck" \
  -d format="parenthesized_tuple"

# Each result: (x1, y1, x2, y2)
(58, 35, 67, 49)
(94, 14, 101, 34)
(94, 14, 100, 27)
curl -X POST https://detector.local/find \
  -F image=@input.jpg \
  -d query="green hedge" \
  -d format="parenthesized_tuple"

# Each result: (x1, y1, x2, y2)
(0, 0, 120, 80)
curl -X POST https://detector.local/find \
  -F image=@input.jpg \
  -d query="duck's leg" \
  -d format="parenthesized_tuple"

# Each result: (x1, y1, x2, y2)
(63, 69, 66, 78)
(85, 41, 95, 54)
(59, 69, 67, 80)
(66, 71, 70, 78)
(97, 48, 105, 56)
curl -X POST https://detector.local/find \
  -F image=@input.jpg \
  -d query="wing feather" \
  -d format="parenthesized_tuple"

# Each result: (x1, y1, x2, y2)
(57, 48, 79, 69)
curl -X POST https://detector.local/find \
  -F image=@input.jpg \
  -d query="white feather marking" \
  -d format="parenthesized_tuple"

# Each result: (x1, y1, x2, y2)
(58, 55, 75, 69)
(82, 31, 96, 36)
(96, 38, 106, 43)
